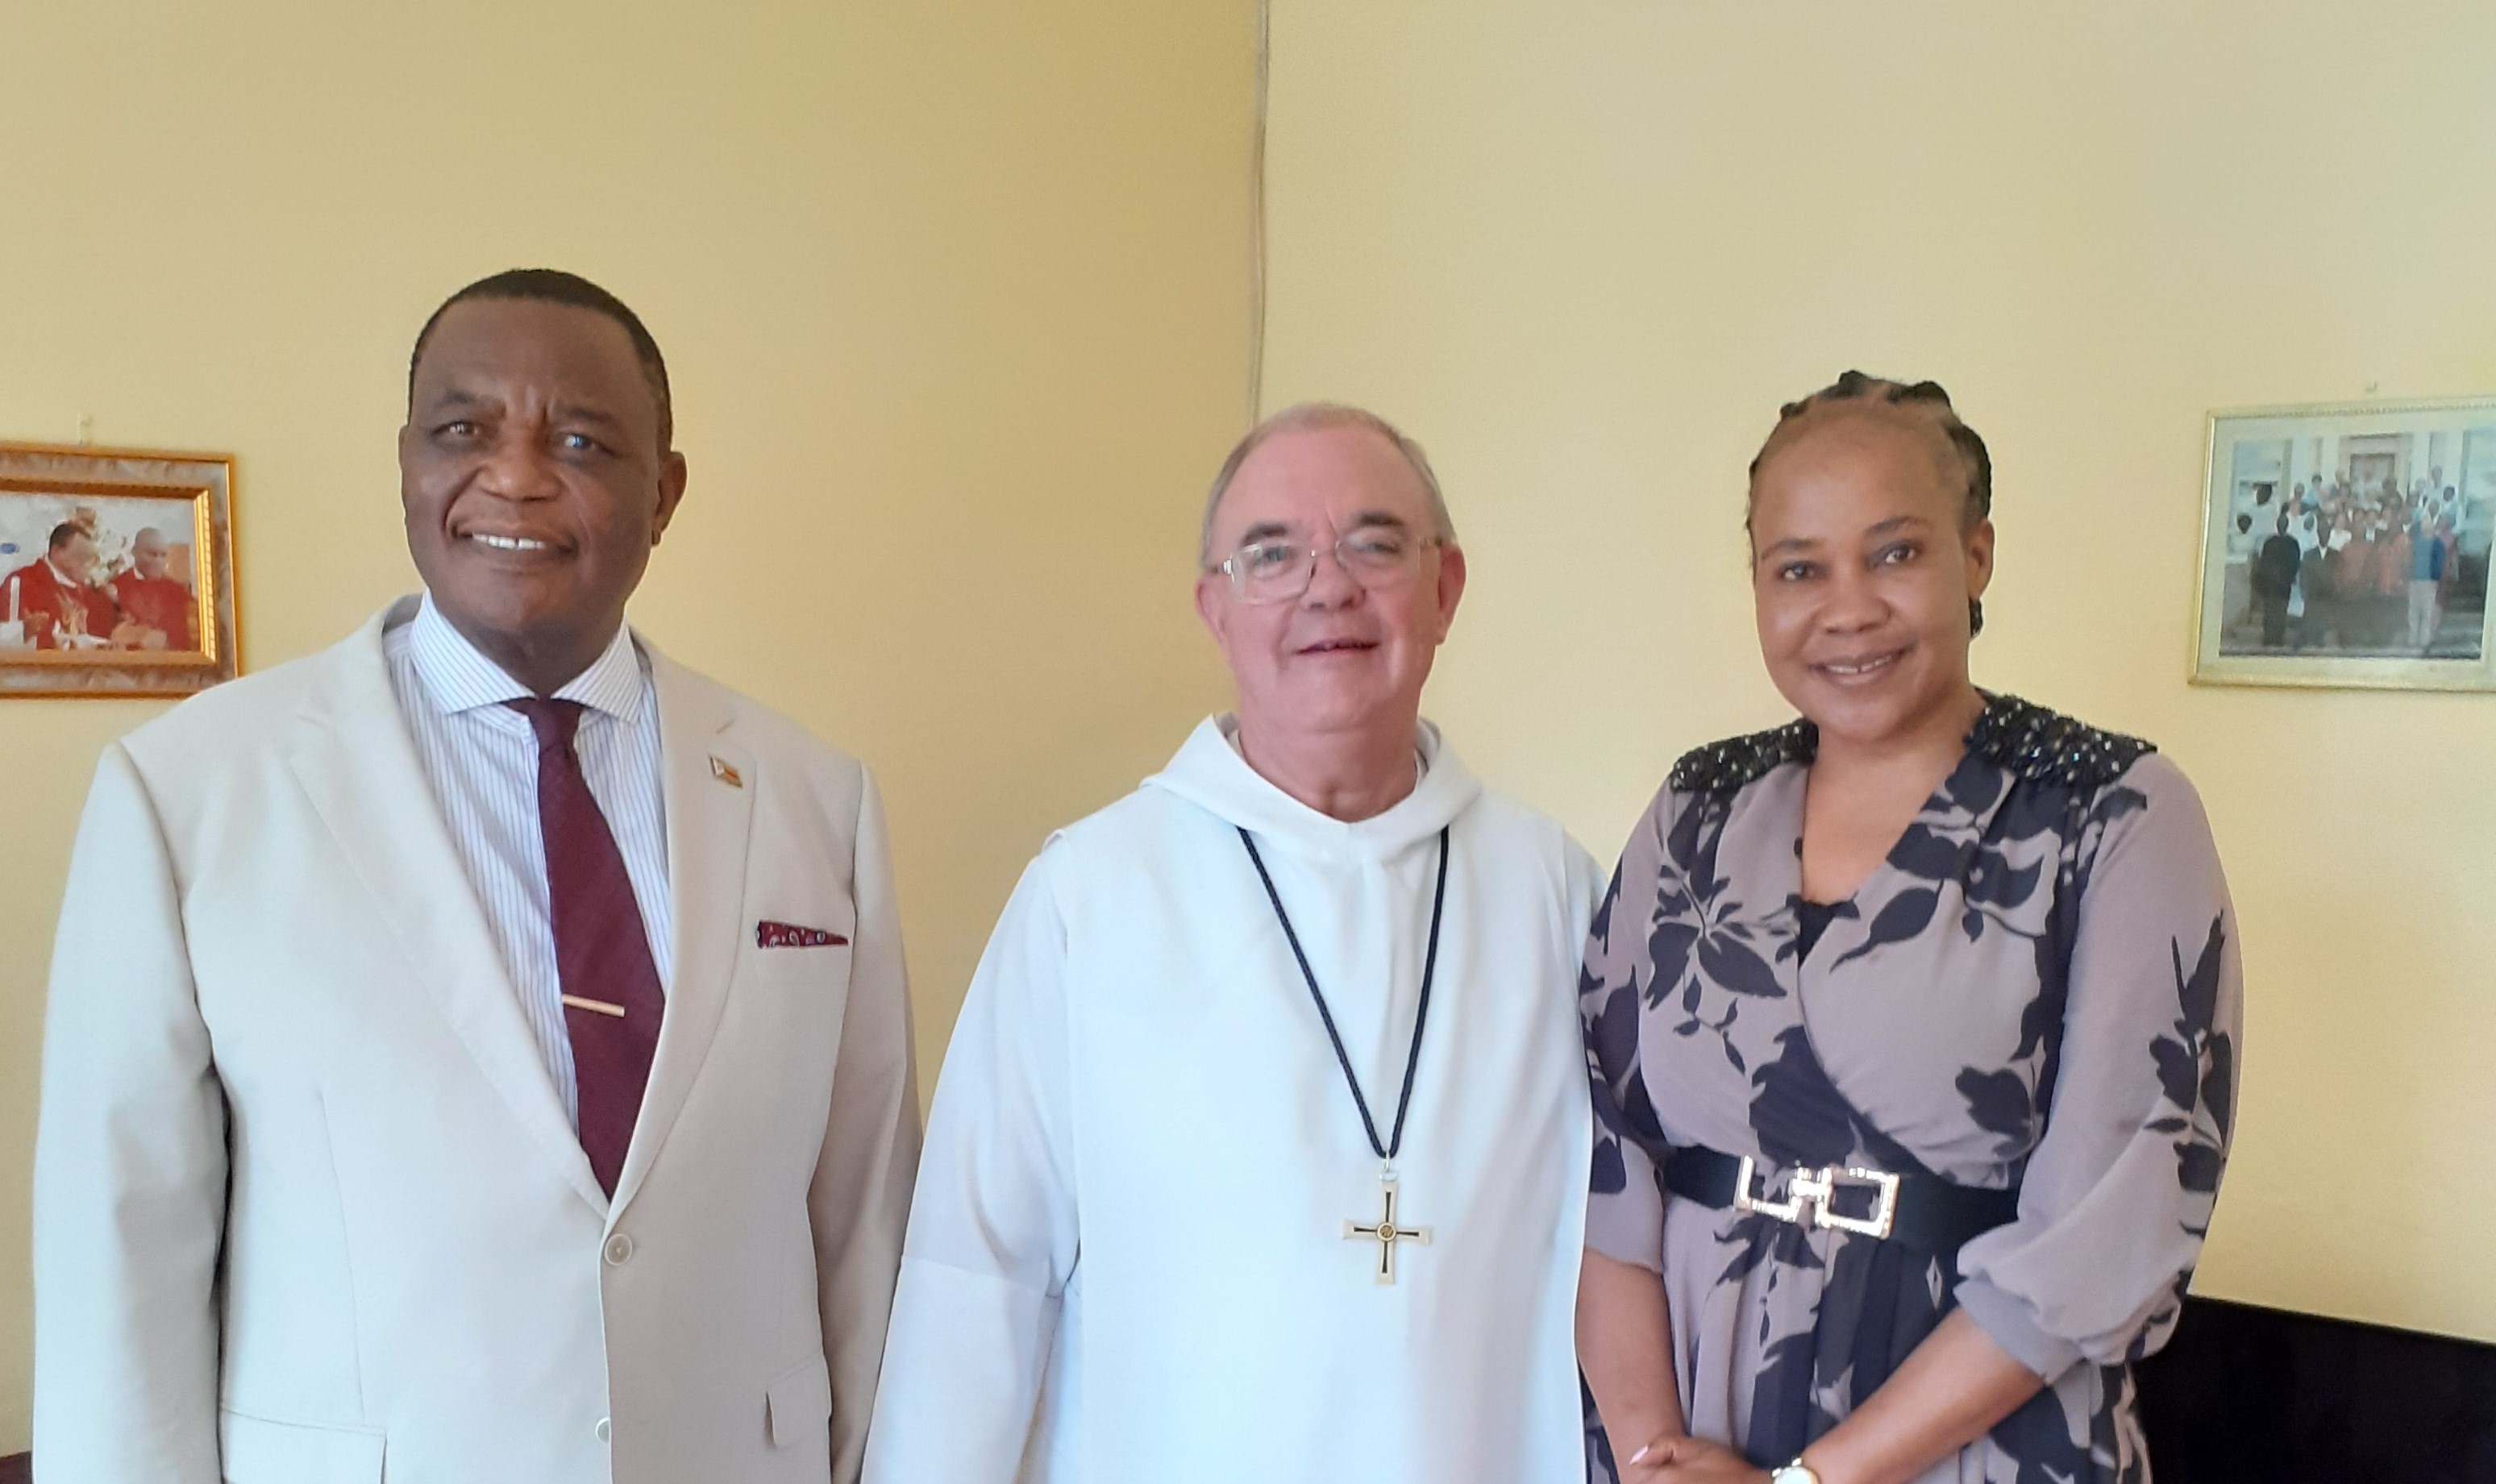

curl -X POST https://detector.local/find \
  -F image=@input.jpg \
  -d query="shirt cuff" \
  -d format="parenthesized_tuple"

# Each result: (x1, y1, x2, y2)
(1583, 1137, 1666, 1274)
(1954, 1274, 2086, 1382)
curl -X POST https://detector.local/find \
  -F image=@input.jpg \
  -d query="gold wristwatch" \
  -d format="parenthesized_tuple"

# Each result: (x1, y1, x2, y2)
(1768, 1461, 1821, 1484)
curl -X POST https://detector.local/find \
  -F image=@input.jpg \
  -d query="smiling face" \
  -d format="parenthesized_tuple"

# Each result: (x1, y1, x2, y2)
(1749, 408, 1991, 749)
(1194, 424, 1466, 754)
(400, 297, 687, 691)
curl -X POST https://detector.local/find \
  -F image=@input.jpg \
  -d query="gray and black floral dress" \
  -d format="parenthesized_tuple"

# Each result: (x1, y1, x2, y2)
(1582, 695, 2240, 1484)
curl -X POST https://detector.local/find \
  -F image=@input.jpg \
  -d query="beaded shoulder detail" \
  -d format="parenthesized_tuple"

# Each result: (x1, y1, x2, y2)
(1966, 692, 2155, 789)
(1667, 693, 2154, 796)
(1667, 718, 1818, 794)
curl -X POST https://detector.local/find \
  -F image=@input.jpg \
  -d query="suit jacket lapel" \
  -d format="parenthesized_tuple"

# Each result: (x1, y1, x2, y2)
(285, 603, 607, 1212)
(609, 642, 753, 1221)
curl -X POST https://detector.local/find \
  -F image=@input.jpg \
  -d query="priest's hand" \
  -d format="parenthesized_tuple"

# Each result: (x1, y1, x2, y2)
(1626, 1433, 1770, 1484)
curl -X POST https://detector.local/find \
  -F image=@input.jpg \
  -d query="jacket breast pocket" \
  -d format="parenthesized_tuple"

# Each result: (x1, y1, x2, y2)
(750, 937, 855, 1005)
(219, 1408, 385, 1483)
(743, 942, 855, 1095)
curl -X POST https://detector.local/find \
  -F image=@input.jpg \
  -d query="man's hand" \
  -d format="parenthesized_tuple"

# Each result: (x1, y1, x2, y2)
(109, 620, 152, 650)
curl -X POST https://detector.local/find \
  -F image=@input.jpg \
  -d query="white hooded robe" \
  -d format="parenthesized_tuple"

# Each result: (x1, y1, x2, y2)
(866, 717, 1602, 1484)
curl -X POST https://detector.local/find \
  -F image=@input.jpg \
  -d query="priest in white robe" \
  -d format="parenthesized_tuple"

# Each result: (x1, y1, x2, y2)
(865, 403, 1604, 1484)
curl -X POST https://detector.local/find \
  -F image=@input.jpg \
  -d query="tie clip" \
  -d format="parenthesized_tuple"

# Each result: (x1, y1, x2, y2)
(709, 756, 743, 788)
(561, 995, 627, 1018)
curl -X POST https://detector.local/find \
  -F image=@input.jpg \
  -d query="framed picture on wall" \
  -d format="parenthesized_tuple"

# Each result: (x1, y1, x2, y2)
(0, 443, 241, 697)
(2192, 397, 2496, 691)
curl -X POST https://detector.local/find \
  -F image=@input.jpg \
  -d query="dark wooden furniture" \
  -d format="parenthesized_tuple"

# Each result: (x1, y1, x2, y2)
(2139, 1295, 2496, 1482)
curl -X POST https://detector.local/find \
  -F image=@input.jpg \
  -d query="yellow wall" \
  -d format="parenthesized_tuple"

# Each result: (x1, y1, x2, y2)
(1263, 2, 2496, 1341)
(0, 1, 1250, 1450)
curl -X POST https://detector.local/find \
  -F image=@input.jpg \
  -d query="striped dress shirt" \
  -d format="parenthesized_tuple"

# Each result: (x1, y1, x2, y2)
(384, 596, 672, 1129)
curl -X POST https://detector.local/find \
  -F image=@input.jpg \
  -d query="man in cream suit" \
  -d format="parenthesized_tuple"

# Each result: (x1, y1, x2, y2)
(33, 269, 919, 1483)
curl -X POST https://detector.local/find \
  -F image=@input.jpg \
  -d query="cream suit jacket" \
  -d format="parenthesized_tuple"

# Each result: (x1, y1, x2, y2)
(33, 599, 921, 1484)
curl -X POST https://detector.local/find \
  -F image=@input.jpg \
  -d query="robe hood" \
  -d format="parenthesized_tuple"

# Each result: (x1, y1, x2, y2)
(1143, 714, 1483, 864)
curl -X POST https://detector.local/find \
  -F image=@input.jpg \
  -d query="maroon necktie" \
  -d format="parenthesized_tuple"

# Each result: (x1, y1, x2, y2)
(510, 698, 664, 1197)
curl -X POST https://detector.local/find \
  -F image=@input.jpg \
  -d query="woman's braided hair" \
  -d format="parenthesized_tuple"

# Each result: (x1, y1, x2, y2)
(1746, 370, 1995, 635)
(1747, 370, 1992, 528)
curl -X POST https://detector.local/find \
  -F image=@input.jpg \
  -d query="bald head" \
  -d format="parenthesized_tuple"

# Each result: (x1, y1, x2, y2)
(1200, 403, 1454, 566)
(132, 527, 171, 580)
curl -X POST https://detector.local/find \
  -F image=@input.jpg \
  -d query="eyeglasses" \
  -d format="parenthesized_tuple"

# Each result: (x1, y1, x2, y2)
(1210, 526, 1439, 605)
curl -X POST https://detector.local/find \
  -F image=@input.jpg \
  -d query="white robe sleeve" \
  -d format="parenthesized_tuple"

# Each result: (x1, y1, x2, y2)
(1562, 833, 1605, 947)
(863, 846, 1080, 1482)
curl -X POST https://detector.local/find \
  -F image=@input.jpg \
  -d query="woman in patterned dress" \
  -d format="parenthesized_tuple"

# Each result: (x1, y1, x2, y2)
(1575, 373, 2240, 1484)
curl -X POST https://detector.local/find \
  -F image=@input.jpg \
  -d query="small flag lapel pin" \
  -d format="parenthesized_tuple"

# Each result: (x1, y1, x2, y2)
(710, 757, 743, 788)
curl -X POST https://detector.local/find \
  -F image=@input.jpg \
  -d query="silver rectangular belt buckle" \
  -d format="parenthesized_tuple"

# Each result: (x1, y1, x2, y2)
(1733, 1156, 1900, 1240)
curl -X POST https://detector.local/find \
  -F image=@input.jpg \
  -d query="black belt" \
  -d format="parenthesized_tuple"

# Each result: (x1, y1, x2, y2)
(1661, 1145, 2018, 1259)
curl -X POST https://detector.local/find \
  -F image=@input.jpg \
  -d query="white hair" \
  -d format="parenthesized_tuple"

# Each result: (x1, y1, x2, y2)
(1198, 402, 1455, 565)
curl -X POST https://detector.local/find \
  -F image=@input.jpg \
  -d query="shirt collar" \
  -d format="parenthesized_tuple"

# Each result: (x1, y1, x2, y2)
(406, 592, 649, 723)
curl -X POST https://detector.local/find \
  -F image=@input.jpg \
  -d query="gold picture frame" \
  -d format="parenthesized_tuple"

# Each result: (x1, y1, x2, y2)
(2191, 397, 2496, 691)
(0, 443, 241, 698)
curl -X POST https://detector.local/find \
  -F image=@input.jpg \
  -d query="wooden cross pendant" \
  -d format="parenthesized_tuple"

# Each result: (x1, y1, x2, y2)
(1344, 1173, 1431, 1285)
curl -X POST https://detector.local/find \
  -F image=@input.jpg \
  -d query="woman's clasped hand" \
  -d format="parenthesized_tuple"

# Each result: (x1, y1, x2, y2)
(1624, 1433, 1778, 1483)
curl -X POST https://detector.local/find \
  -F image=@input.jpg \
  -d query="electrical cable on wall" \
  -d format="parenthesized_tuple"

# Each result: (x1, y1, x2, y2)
(1246, 0, 1270, 427)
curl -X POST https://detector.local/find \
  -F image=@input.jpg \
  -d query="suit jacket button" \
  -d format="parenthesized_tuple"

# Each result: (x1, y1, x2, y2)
(604, 1233, 634, 1266)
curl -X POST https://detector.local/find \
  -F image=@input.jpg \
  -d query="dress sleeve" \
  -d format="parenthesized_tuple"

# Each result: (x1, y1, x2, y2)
(1953, 754, 2242, 1378)
(863, 846, 1080, 1482)
(1581, 791, 1673, 1273)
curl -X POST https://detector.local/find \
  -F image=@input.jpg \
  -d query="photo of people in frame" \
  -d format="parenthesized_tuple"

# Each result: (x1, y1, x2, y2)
(0, 492, 205, 655)
(0, 443, 239, 698)
(2197, 400, 2496, 691)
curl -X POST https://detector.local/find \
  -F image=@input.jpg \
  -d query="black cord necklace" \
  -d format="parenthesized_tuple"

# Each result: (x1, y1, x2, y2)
(1238, 824, 1451, 1283)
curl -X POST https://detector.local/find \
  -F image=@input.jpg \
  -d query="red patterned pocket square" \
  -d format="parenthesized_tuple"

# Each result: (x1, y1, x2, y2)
(756, 921, 848, 949)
